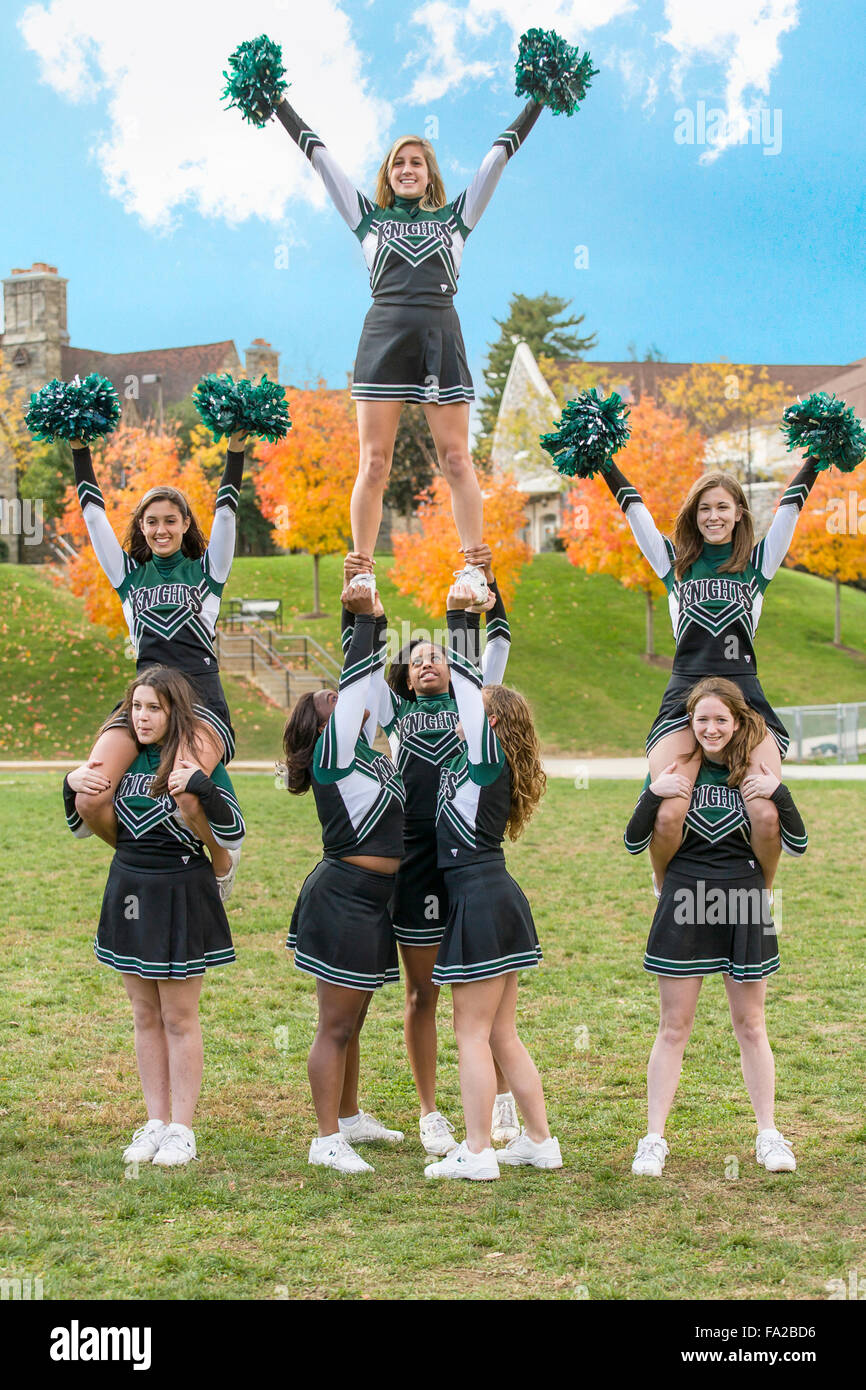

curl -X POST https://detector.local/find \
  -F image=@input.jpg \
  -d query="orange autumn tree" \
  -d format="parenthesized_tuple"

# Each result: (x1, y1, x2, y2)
(390, 472, 532, 615)
(785, 468, 866, 648)
(560, 397, 705, 658)
(254, 384, 356, 617)
(55, 425, 218, 639)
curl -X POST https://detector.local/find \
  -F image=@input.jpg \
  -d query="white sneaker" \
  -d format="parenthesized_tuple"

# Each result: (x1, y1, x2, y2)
(452, 564, 489, 607)
(338, 1110, 404, 1144)
(497, 1128, 563, 1169)
(152, 1122, 197, 1167)
(122, 1118, 167, 1164)
(491, 1092, 520, 1144)
(308, 1133, 374, 1174)
(216, 846, 242, 903)
(425, 1140, 500, 1181)
(419, 1110, 458, 1156)
(756, 1128, 796, 1172)
(631, 1132, 669, 1177)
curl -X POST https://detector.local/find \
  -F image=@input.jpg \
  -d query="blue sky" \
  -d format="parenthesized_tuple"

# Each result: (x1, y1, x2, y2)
(3, 0, 864, 405)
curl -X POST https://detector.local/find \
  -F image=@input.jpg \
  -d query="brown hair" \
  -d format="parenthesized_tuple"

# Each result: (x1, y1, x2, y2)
(103, 666, 208, 797)
(280, 691, 328, 795)
(672, 472, 754, 581)
(686, 677, 767, 787)
(484, 685, 547, 840)
(374, 136, 447, 211)
(122, 486, 208, 564)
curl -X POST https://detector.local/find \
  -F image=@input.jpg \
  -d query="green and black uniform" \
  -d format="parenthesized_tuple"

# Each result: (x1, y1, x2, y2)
(279, 97, 542, 402)
(625, 761, 807, 981)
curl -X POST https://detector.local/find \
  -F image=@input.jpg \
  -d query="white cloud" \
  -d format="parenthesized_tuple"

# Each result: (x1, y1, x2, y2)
(660, 1, 799, 162)
(18, 0, 392, 230)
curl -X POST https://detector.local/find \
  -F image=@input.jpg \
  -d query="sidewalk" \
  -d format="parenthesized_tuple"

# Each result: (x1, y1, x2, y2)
(3, 759, 865, 780)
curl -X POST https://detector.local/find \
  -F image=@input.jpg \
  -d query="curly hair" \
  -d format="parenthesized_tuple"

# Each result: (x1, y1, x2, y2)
(686, 676, 767, 787)
(484, 685, 546, 840)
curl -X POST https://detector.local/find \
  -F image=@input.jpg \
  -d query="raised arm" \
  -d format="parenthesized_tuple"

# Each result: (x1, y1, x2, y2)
(70, 445, 132, 589)
(456, 100, 543, 232)
(601, 462, 675, 582)
(341, 601, 395, 741)
(753, 458, 820, 583)
(446, 607, 504, 780)
(481, 577, 511, 685)
(319, 612, 379, 771)
(275, 100, 374, 236)
(204, 443, 246, 584)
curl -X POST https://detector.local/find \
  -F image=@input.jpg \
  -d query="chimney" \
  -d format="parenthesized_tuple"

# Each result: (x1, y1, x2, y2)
(245, 337, 280, 385)
(2, 262, 69, 386)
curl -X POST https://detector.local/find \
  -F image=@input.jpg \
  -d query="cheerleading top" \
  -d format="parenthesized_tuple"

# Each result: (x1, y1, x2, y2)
(602, 459, 818, 677)
(63, 747, 245, 870)
(624, 761, 808, 878)
(311, 611, 405, 860)
(72, 446, 244, 680)
(434, 609, 510, 868)
(279, 99, 542, 307)
(351, 580, 511, 827)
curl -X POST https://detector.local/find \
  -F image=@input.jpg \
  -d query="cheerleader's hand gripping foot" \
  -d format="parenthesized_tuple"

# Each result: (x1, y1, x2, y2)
(451, 565, 489, 607)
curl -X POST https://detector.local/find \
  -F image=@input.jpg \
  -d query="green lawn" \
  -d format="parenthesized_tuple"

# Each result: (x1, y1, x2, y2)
(1, 556, 864, 760)
(1, 776, 864, 1301)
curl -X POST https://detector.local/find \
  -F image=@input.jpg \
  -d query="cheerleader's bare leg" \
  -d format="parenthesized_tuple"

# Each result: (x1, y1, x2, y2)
(647, 731, 701, 885)
(742, 735, 782, 891)
(488, 972, 550, 1142)
(339, 994, 372, 1119)
(75, 726, 137, 845)
(422, 401, 483, 552)
(352, 401, 403, 563)
(724, 978, 775, 1132)
(123, 975, 170, 1123)
(646, 976, 702, 1135)
(400, 944, 441, 1116)
(158, 977, 204, 1129)
(308, 981, 374, 1137)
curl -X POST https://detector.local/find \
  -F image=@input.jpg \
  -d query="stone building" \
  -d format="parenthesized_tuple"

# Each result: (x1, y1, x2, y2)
(0, 262, 279, 561)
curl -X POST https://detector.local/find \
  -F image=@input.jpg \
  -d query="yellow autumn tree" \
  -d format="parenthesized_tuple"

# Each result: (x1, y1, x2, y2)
(785, 469, 866, 648)
(390, 472, 531, 615)
(254, 385, 356, 617)
(560, 397, 705, 658)
(55, 425, 218, 638)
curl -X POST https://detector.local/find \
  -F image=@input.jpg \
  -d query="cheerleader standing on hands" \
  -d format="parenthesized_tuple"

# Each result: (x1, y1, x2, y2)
(624, 677, 807, 1178)
(424, 582, 561, 1181)
(281, 582, 406, 1174)
(63, 667, 245, 1167)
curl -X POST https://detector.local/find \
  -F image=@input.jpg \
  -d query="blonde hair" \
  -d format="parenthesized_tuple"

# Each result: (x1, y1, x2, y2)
(672, 472, 754, 581)
(374, 136, 447, 211)
(686, 677, 767, 787)
(484, 685, 547, 840)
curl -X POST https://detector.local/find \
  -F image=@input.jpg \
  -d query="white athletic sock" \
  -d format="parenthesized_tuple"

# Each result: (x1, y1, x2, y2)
(495, 1092, 514, 1102)
(315, 1131, 341, 1145)
(339, 1112, 361, 1127)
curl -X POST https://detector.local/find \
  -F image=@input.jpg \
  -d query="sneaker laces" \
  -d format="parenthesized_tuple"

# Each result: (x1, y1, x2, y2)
(424, 1113, 455, 1137)
(495, 1097, 518, 1128)
(635, 1135, 667, 1162)
(759, 1132, 793, 1161)
(128, 1121, 161, 1146)
(159, 1129, 193, 1157)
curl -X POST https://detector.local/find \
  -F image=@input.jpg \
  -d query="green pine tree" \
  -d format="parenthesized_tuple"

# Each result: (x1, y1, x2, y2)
(475, 292, 596, 459)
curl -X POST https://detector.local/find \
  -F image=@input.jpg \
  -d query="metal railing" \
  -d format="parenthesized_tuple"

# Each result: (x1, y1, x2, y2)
(214, 628, 335, 707)
(776, 702, 866, 764)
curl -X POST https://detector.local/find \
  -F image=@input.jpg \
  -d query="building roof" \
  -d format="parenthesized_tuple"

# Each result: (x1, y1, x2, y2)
(810, 357, 866, 421)
(545, 358, 848, 402)
(60, 340, 241, 407)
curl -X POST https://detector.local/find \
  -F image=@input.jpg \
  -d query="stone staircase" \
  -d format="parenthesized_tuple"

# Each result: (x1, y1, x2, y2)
(215, 623, 341, 711)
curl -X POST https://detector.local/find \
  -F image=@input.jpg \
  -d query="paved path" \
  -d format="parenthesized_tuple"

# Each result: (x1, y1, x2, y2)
(3, 759, 864, 781)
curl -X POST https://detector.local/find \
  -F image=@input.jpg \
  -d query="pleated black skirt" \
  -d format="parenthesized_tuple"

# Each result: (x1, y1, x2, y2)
(432, 858, 542, 985)
(352, 303, 474, 404)
(288, 858, 399, 991)
(95, 855, 235, 980)
(644, 865, 779, 982)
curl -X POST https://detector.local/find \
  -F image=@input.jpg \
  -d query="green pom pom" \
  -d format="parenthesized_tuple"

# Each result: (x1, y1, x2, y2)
(780, 391, 866, 474)
(222, 35, 287, 126)
(515, 28, 598, 116)
(193, 373, 291, 442)
(539, 390, 630, 478)
(25, 373, 121, 444)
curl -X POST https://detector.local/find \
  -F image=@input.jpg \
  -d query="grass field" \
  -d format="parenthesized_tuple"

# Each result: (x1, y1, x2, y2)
(1, 556, 865, 760)
(2, 775, 864, 1302)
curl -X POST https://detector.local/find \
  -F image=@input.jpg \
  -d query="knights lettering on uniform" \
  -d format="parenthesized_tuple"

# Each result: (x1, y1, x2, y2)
(690, 784, 742, 812)
(679, 577, 752, 611)
(399, 709, 459, 738)
(118, 771, 162, 801)
(376, 220, 454, 251)
(130, 583, 204, 618)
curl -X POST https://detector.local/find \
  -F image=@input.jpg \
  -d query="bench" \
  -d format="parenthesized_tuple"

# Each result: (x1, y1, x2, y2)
(223, 598, 283, 631)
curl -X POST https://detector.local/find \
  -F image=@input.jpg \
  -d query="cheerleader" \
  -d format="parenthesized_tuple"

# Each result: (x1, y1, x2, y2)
(62, 666, 245, 1167)
(278, 90, 544, 586)
(624, 676, 807, 1177)
(423, 583, 561, 1181)
(347, 547, 518, 1155)
(601, 457, 818, 891)
(68, 432, 249, 846)
(281, 582, 406, 1174)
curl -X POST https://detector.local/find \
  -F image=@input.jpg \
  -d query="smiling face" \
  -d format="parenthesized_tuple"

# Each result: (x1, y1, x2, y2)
(691, 695, 739, 758)
(696, 485, 742, 545)
(139, 498, 191, 558)
(389, 142, 428, 199)
(406, 642, 450, 697)
(131, 684, 170, 745)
